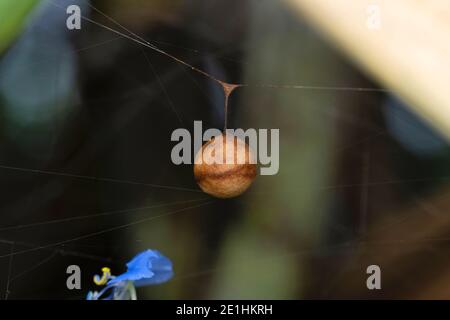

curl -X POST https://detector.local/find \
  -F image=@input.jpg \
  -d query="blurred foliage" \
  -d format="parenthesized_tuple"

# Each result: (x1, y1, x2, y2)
(210, 226, 299, 299)
(0, 0, 78, 161)
(0, 0, 39, 53)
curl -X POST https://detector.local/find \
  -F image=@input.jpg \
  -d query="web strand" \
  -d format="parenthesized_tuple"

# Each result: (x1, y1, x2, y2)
(3, 242, 14, 300)
(0, 201, 214, 259)
(0, 198, 206, 231)
(46, 0, 388, 133)
(0, 164, 201, 193)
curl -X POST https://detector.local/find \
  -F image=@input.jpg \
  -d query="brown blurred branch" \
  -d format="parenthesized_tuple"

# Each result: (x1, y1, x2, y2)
(284, 0, 450, 140)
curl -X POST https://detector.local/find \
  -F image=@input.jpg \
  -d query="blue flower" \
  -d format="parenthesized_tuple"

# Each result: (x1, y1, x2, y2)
(87, 249, 174, 300)
(108, 250, 173, 287)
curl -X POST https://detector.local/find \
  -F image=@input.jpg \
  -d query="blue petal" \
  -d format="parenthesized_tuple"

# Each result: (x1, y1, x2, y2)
(86, 291, 96, 300)
(135, 254, 174, 287)
(108, 250, 173, 286)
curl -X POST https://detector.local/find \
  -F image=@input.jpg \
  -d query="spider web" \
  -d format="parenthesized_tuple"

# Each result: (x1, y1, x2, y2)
(0, 0, 448, 299)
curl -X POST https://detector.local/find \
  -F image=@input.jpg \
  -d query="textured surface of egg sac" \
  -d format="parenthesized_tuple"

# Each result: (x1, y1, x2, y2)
(194, 134, 257, 198)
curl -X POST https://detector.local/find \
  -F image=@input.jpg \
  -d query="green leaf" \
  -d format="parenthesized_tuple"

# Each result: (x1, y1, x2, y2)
(0, 0, 39, 53)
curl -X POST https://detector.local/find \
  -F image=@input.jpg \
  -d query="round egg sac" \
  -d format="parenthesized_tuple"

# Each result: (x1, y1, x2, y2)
(194, 133, 257, 198)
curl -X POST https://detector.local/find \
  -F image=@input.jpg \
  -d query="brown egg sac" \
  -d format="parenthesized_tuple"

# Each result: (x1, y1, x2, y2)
(194, 133, 257, 198)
